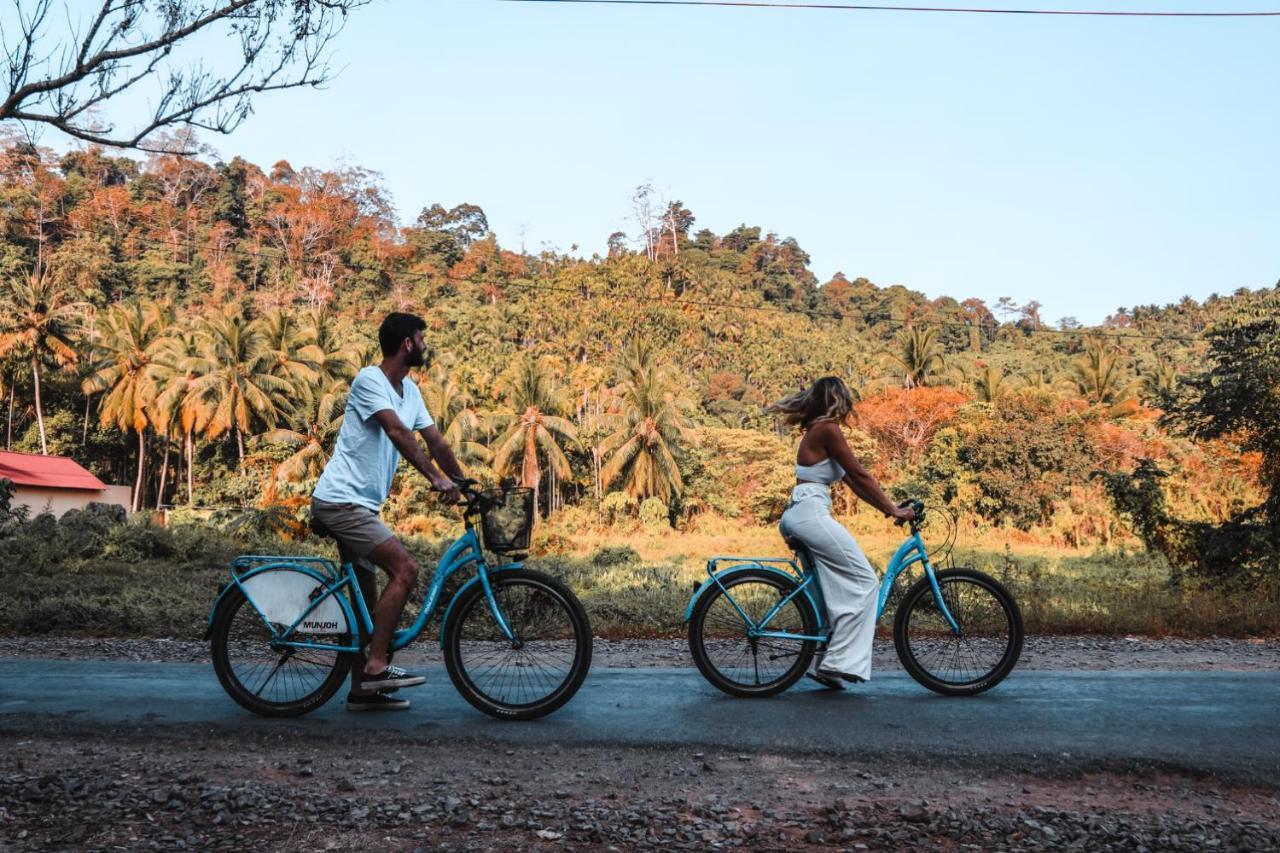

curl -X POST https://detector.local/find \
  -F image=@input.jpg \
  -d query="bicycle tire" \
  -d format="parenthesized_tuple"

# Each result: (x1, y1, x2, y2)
(442, 569, 592, 720)
(893, 567, 1023, 696)
(687, 568, 820, 698)
(210, 585, 353, 718)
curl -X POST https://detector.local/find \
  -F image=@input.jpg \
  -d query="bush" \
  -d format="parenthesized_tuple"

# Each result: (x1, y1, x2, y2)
(104, 517, 179, 562)
(591, 545, 641, 567)
(55, 502, 127, 558)
(640, 497, 669, 528)
(600, 491, 637, 524)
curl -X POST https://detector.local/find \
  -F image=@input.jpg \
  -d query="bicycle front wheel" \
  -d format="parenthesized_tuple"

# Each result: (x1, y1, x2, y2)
(688, 569, 819, 698)
(893, 567, 1023, 696)
(443, 569, 593, 720)
(209, 586, 353, 717)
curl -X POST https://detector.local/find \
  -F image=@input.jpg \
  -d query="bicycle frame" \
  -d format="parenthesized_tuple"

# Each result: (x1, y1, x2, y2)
(207, 522, 524, 655)
(687, 526, 961, 645)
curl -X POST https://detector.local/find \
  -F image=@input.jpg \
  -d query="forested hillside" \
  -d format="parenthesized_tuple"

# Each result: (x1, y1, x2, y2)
(1, 140, 1275, 586)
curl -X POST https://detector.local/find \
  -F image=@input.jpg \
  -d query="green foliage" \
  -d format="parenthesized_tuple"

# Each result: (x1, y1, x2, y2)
(639, 496, 669, 528)
(919, 396, 1095, 529)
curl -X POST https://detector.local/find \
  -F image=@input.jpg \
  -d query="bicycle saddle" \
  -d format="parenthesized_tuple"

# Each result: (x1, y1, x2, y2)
(783, 536, 815, 568)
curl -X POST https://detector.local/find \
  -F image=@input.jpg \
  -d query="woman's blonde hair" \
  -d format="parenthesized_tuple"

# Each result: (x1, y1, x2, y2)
(767, 376, 855, 428)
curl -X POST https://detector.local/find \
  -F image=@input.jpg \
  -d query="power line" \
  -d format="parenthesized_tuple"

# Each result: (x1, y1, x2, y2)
(494, 0, 1280, 17)
(95, 231, 1207, 344)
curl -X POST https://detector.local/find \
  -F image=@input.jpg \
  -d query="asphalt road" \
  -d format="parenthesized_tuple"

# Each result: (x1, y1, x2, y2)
(2, 661, 1277, 783)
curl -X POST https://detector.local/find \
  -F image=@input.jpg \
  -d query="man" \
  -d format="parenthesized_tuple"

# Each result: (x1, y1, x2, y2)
(311, 312, 464, 711)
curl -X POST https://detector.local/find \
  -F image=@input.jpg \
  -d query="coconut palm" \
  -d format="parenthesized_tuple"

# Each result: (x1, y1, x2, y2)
(256, 308, 324, 389)
(149, 328, 205, 505)
(422, 360, 490, 468)
(1071, 337, 1138, 412)
(188, 307, 290, 466)
(1140, 356, 1179, 405)
(974, 364, 1012, 404)
(81, 299, 171, 511)
(888, 325, 946, 389)
(0, 272, 83, 454)
(256, 378, 347, 482)
(488, 355, 577, 516)
(599, 340, 693, 505)
(298, 309, 358, 385)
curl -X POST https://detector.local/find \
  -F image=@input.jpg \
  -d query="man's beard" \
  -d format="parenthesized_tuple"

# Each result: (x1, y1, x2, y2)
(406, 343, 426, 367)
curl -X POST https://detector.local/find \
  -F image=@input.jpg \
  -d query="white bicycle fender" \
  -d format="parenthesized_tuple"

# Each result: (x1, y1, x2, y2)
(240, 569, 350, 634)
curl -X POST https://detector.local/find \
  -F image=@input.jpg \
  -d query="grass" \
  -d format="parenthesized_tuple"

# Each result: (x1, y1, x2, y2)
(1, 513, 1277, 640)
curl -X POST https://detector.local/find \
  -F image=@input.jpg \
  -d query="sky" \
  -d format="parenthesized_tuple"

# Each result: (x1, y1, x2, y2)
(17, 0, 1280, 325)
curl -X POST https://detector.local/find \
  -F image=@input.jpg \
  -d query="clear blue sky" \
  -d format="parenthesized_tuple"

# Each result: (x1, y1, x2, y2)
(41, 1, 1280, 324)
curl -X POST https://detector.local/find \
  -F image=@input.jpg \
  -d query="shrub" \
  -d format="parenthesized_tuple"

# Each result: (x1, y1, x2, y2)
(600, 491, 637, 524)
(57, 502, 127, 558)
(591, 545, 641, 567)
(640, 497, 669, 528)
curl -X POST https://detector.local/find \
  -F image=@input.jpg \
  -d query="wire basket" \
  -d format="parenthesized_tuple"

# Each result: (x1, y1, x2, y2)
(479, 487, 534, 553)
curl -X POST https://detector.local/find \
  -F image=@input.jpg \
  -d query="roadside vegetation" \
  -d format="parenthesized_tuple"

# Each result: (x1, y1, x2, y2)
(1, 142, 1277, 637)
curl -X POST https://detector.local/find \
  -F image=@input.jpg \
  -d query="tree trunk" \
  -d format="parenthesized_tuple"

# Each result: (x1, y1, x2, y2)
(133, 428, 147, 513)
(5, 382, 12, 450)
(186, 430, 194, 504)
(31, 358, 46, 454)
(157, 434, 171, 509)
(236, 427, 245, 467)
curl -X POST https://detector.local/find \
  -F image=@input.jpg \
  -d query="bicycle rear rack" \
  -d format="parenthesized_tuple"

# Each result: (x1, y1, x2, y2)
(230, 554, 342, 581)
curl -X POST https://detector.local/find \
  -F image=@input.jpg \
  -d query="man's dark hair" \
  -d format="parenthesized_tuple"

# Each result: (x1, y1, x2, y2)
(379, 313, 427, 357)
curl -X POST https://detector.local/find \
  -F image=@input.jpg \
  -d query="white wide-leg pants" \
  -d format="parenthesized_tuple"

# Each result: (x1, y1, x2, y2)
(778, 484, 880, 680)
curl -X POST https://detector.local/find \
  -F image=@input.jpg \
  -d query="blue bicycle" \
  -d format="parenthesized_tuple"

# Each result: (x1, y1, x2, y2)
(685, 500, 1023, 697)
(207, 479, 592, 719)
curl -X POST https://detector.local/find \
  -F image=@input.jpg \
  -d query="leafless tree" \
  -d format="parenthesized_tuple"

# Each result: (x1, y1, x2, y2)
(1, 0, 366, 153)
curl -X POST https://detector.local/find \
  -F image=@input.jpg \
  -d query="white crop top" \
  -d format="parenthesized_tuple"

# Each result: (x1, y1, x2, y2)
(795, 457, 845, 484)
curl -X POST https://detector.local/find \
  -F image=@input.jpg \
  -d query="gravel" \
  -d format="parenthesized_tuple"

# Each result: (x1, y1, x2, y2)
(2, 634, 1278, 670)
(2, 728, 1277, 852)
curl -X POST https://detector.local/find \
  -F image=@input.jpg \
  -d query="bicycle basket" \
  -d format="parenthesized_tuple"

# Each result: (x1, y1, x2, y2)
(480, 487, 534, 552)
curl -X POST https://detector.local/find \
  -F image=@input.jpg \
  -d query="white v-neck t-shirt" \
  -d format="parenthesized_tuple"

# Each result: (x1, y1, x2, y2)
(313, 366, 434, 511)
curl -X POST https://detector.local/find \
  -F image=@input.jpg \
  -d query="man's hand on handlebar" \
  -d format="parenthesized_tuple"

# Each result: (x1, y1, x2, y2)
(429, 472, 463, 504)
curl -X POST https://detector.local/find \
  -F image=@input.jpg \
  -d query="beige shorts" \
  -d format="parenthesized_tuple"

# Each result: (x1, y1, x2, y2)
(310, 497, 396, 574)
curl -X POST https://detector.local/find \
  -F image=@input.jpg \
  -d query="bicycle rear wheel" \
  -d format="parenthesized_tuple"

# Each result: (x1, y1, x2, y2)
(893, 567, 1023, 696)
(210, 585, 353, 717)
(443, 569, 592, 720)
(687, 569, 819, 698)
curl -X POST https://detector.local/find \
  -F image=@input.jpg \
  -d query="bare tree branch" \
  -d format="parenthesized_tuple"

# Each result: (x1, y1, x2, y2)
(0, 0, 366, 153)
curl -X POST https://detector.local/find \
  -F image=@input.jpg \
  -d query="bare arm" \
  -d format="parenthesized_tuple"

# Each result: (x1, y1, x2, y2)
(372, 410, 459, 501)
(419, 424, 465, 481)
(815, 422, 912, 520)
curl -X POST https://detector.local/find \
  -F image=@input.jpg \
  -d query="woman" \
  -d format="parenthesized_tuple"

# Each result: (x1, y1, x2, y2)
(770, 376, 915, 688)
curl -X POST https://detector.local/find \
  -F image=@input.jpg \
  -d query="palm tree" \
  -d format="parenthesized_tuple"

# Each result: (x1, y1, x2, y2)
(1140, 356, 1178, 405)
(422, 360, 490, 469)
(256, 308, 323, 388)
(0, 272, 82, 454)
(149, 328, 205, 505)
(888, 326, 946, 389)
(188, 308, 290, 467)
(298, 309, 357, 385)
(599, 340, 693, 505)
(81, 299, 171, 512)
(488, 355, 577, 516)
(974, 364, 1012, 404)
(1071, 337, 1137, 411)
(256, 378, 347, 482)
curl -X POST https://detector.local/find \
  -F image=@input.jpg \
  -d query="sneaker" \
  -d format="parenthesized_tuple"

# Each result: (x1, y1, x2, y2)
(359, 664, 426, 691)
(346, 691, 410, 712)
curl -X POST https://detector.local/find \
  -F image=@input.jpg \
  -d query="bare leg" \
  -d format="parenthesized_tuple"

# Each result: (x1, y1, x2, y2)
(350, 567, 378, 693)
(363, 536, 420, 675)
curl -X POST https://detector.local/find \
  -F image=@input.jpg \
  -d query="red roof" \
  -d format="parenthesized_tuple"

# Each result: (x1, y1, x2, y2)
(0, 450, 108, 490)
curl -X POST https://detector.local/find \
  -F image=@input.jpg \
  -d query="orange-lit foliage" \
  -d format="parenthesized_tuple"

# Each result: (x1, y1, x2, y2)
(855, 386, 968, 469)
